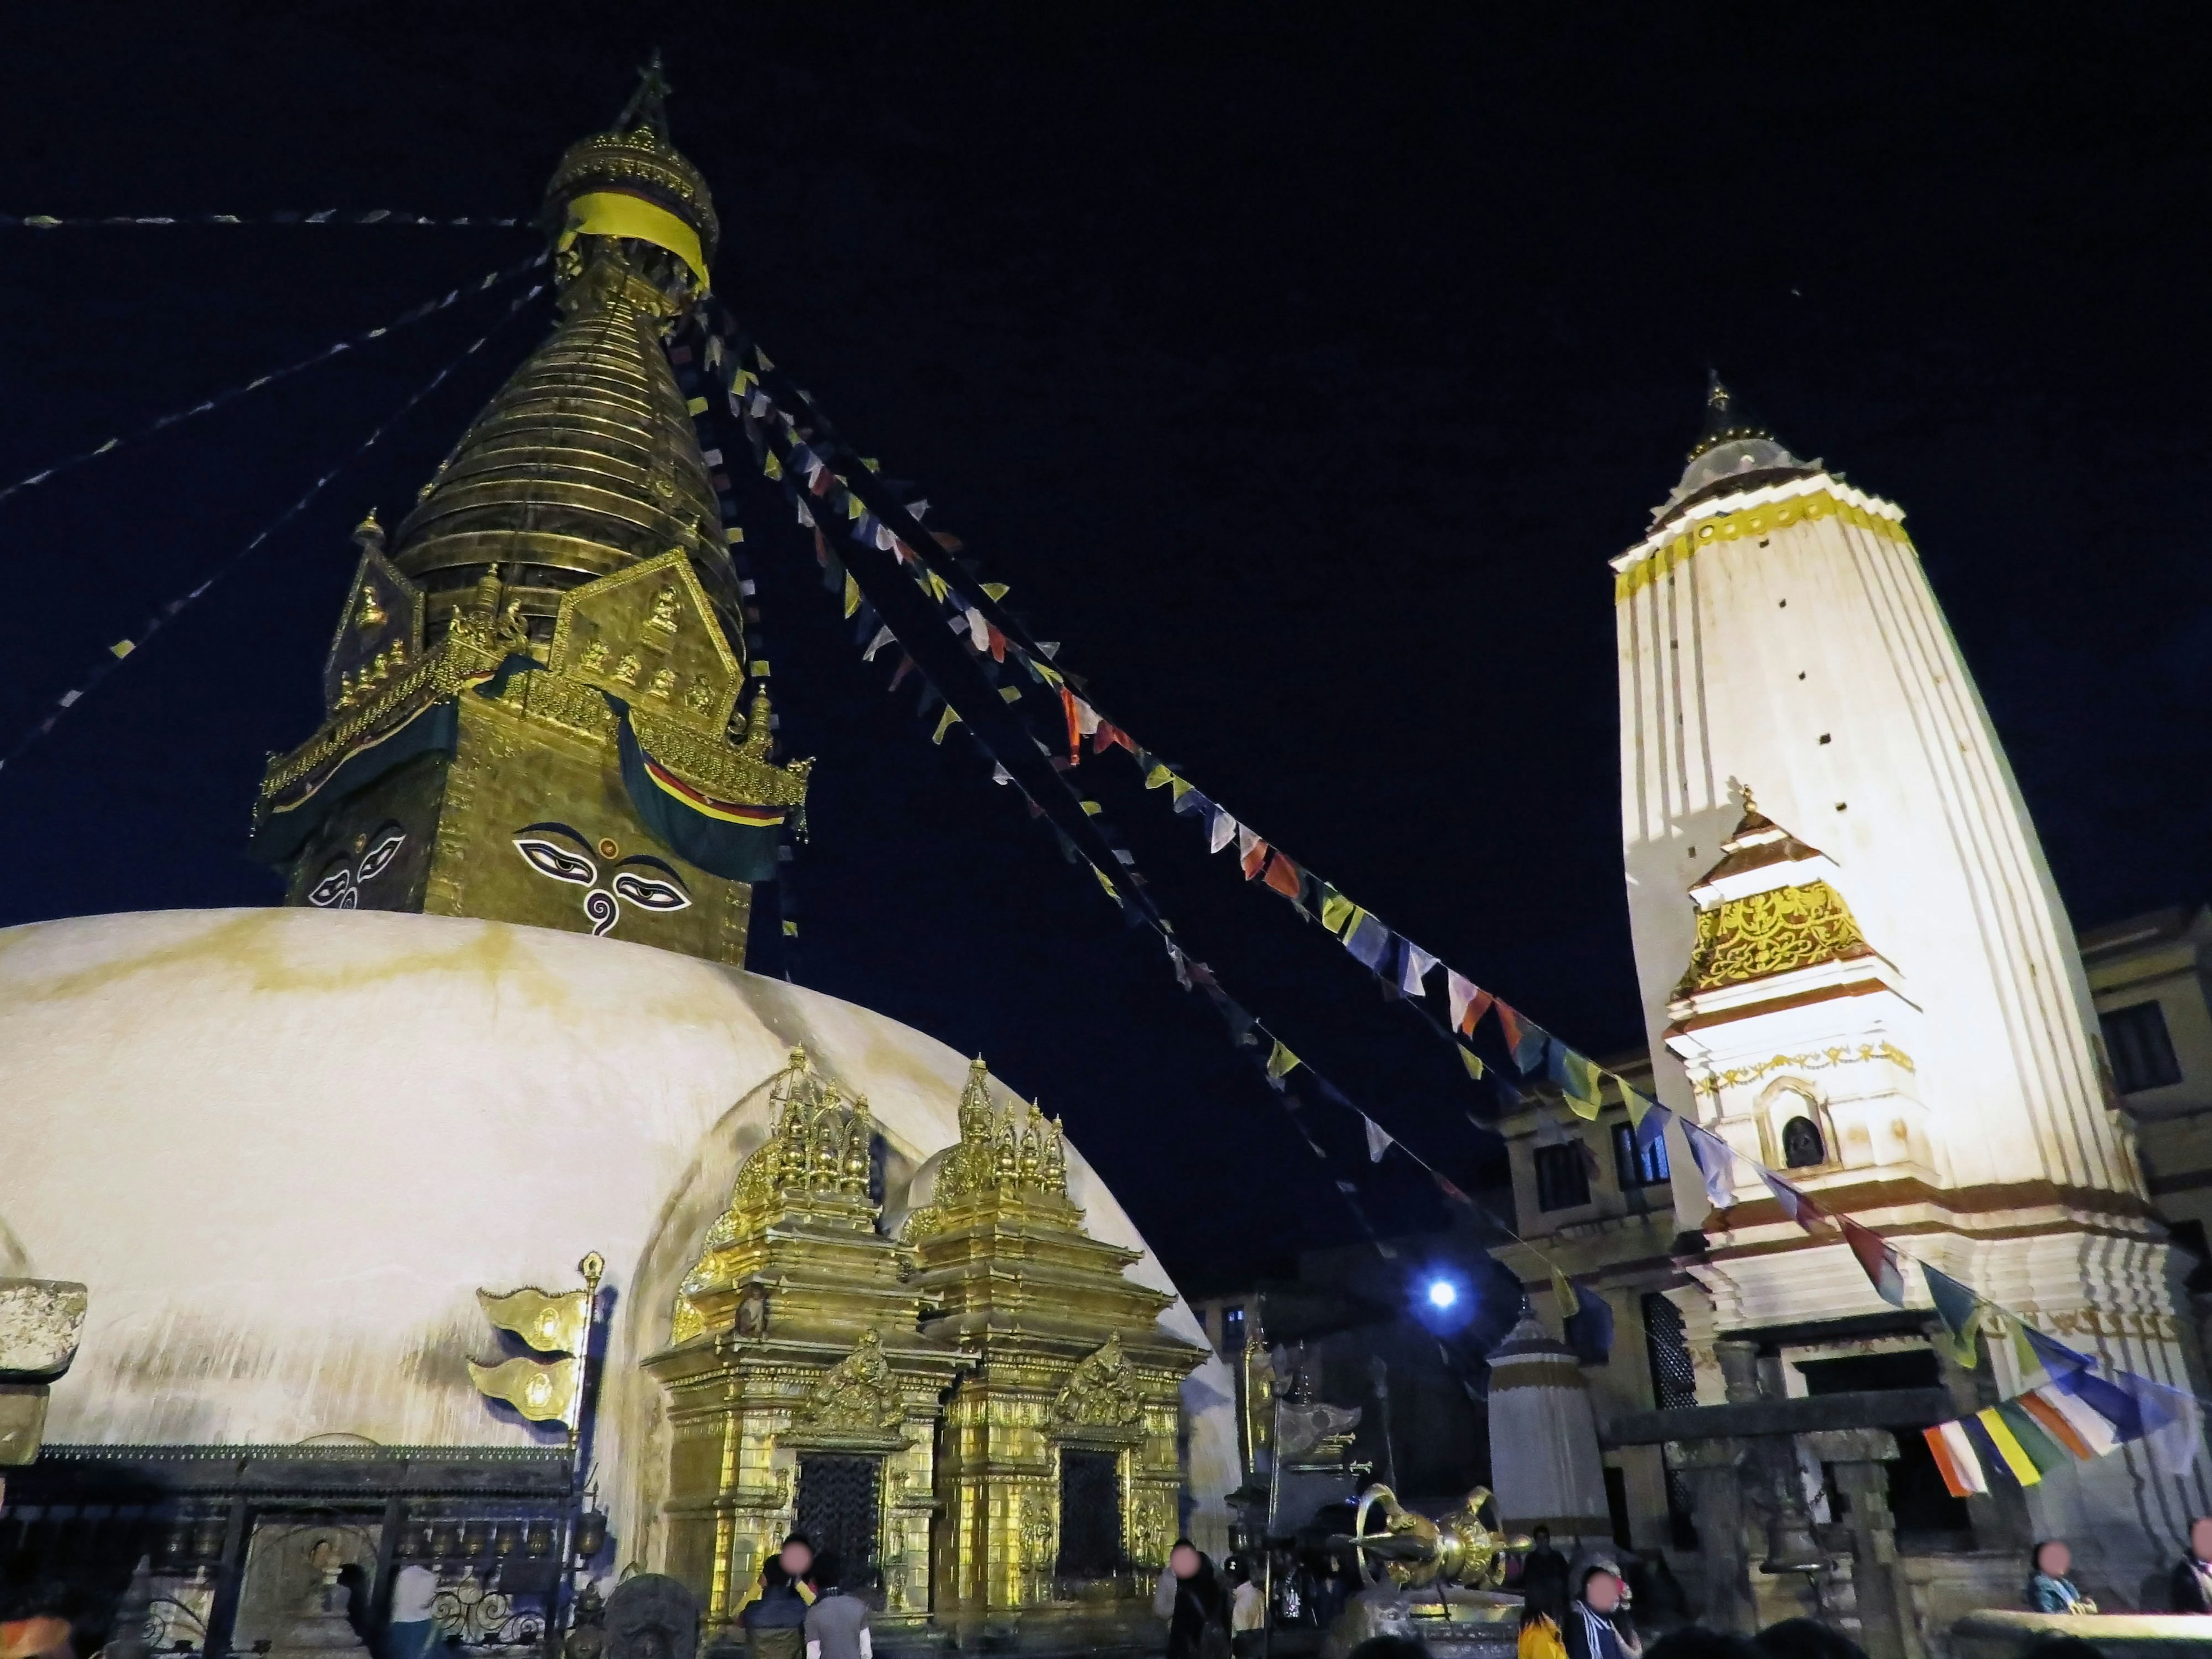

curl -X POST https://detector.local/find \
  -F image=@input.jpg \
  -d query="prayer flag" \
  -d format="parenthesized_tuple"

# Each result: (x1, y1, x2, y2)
(1458, 1045, 1486, 1081)
(1060, 687, 1082, 762)
(1320, 887, 1357, 935)
(1923, 1264, 1988, 1366)
(1400, 942, 1438, 998)
(1563, 1280, 1615, 1366)
(108, 639, 133, 658)
(1145, 764, 1172, 789)
(1550, 1266, 1577, 1335)
(1494, 1003, 1547, 1072)
(931, 706, 960, 744)
(2018, 1324, 2094, 1392)
(1548, 1040, 1604, 1120)
(862, 624, 895, 661)
(2120, 1371, 2203, 1477)
(1993, 1400, 2071, 1477)
(1364, 1116, 1393, 1162)
(1263, 851, 1305, 901)
(1682, 1120, 1738, 1208)
(1925, 1421, 1989, 1497)
(2069, 1369, 2146, 1444)
(2026, 1385, 2119, 1458)
(468, 1355, 578, 1426)
(1632, 1099, 1671, 1158)
(1344, 910, 1392, 968)
(1447, 972, 1493, 1036)
(1975, 1406, 2047, 1486)
(1265, 1040, 1301, 1084)
(1759, 1168, 1825, 1232)
(1840, 1218, 1908, 1307)
(843, 573, 861, 618)
(1209, 807, 1237, 853)
(1242, 835, 1270, 880)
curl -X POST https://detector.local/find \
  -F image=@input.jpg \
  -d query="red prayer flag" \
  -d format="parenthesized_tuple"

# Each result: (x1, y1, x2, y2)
(986, 623, 1007, 662)
(1059, 687, 1082, 763)
(1263, 851, 1304, 899)
(1842, 1218, 1908, 1307)
(1242, 838, 1270, 880)
(1459, 987, 1494, 1037)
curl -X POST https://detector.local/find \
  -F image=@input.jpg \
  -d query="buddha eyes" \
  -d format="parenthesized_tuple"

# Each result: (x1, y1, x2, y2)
(355, 832, 405, 883)
(611, 870, 692, 912)
(514, 838, 597, 885)
(308, 868, 355, 908)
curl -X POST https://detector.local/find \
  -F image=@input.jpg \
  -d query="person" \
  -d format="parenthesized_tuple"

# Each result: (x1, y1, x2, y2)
(1521, 1527, 1571, 1622)
(1565, 1564, 1643, 1659)
(1226, 1556, 1265, 1656)
(2028, 1541, 2095, 1615)
(385, 1563, 441, 1659)
(779, 1535, 819, 1605)
(800, 1552, 870, 1659)
(2173, 1517, 2212, 1613)
(1520, 1599, 1568, 1659)
(1152, 1539, 1230, 1659)
(739, 1560, 810, 1659)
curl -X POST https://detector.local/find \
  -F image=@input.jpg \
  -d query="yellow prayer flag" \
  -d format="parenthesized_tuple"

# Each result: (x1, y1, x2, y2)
(999, 685, 1023, 702)
(724, 526, 745, 544)
(1563, 1089, 1603, 1123)
(1145, 765, 1173, 789)
(846, 494, 866, 520)
(1080, 800, 1103, 816)
(1976, 1406, 2045, 1486)
(1458, 1046, 1486, 1080)
(1265, 1040, 1301, 1081)
(468, 1355, 577, 1425)
(1550, 1267, 1578, 1337)
(763, 452, 783, 480)
(931, 706, 960, 744)
(925, 570, 950, 601)
(1616, 1076, 1651, 1126)
(783, 919, 800, 937)
(1093, 866, 1120, 902)
(477, 1286, 590, 1355)
(685, 395, 709, 415)
(109, 639, 134, 658)
(982, 582, 1010, 600)
(1319, 889, 1356, 935)
(751, 660, 771, 678)
(843, 573, 861, 618)
(1168, 777, 1194, 801)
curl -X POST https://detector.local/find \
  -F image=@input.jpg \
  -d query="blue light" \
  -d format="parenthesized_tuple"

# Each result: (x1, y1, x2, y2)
(1426, 1279, 1458, 1309)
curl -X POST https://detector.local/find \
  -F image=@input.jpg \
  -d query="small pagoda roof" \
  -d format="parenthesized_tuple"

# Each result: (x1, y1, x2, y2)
(1652, 372, 1819, 523)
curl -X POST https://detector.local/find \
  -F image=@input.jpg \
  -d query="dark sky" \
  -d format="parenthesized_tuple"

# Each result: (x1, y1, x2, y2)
(3, 7, 2210, 1290)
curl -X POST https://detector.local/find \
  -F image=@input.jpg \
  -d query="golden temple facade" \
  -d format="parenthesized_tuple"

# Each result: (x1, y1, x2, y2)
(647, 1054, 1203, 1644)
(251, 73, 806, 965)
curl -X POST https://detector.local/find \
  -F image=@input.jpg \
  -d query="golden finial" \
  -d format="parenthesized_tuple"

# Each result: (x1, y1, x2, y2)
(787, 1045, 809, 1070)
(1740, 785, 1756, 816)
(352, 509, 385, 555)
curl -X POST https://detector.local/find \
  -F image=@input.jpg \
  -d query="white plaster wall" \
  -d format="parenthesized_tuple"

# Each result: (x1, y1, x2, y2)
(1614, 480, 2134, 1204)
(0, 907, 1235, 1566)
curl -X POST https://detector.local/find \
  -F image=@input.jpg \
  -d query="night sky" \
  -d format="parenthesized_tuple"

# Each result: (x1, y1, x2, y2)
(3, 9, 2210, 1292)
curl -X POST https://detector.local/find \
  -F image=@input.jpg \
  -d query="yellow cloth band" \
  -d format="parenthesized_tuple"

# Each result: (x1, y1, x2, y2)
(560, 190, 710, 288)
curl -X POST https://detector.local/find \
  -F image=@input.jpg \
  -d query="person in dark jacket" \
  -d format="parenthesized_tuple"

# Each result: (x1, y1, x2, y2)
(1150, 1539, 1230, 1659)
(1520, 1527, 1571, 1623)
(1564, 1564, 1642, 1659)
(739, 1560, 810, 1659)
(2174, 1517, 2212, 1613)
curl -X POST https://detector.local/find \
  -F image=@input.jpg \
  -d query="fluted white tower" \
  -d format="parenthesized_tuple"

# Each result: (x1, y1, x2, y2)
(1613, 377, 2207, 1574)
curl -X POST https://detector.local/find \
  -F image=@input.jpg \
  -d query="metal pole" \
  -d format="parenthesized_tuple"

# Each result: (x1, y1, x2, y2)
(546, 1251, 605, 1659)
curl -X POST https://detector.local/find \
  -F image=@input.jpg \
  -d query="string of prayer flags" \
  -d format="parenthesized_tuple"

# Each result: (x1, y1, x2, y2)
(1681, 1120, 1740, 1209)
(1923, 1263, 1990, 1365)
(0, 248, 548, 511)
(3, 208, 529, 228)
(3, 281, 547, 777)
(1365, 1116, 1395, 1162)
(1840, 1218, 1909, 1308)
(1547, 1040, 1604, 1121)
(1925, 1421, 1991, 1498)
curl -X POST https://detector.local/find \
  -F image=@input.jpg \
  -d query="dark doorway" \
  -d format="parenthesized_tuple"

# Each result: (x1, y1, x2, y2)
(1794, 1348, 1969, 1542)
(796, 1455, 882, 1588)
(1056, 1449, 1123, 1579)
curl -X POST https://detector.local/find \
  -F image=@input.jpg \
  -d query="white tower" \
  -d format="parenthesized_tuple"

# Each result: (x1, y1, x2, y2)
(1612, 377, 2207, 1577)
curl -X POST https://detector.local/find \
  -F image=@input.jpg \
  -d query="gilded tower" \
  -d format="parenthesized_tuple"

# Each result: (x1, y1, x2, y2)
(252, 68, 807, 964)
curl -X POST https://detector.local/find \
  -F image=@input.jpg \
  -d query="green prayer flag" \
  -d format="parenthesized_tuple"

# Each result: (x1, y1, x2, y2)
(1923, 1263, 1987, 1366)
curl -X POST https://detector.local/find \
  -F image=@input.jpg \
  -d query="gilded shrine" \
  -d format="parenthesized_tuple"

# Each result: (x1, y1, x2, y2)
(647, 1054, 1203, 1645)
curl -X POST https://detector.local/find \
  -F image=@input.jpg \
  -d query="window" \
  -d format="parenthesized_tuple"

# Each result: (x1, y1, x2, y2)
(1220, 1305, 1245, 1354)
(1056, 1449, 1123, 1578)
(1781, 1115, 1827, 1169)
(2104, 1001, 2183, 1094)
(1535, 1143, 1591, 1211)
(796, 1454, 882, 1588)
(1613, 1122, 1671, 1188)
(1641, 1293, 1696, 1410)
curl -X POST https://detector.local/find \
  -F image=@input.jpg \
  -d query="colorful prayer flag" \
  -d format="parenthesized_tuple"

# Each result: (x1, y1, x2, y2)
(1401, 942, 1437, 998)
(1975, 1406, 2048, 1486)
(1759, 1168, 1825, 1232)
(1241, 833, 1269, 880)
(1681, 1120, 1738, 1207)
(2025, 1385, 2119, 1457)
(1548, 1040, 1604, 1120)
(931, 706, 960, 744)
(1458, 1045, 1486, 1081)
(1495, 1003, 1547, 1073)
(1263, 851, 1305, 901)
(2120, 1371, 2203, 1477)
(1925, 1421, 1989, 1497)
(1344, 910, 1392, 968)
(1447, 971, 1493, 1036)
(1840, 1218, 1908, 1308)
(1364, 1116, 1394, 1162)
(1992, 1400, 2071, 1478)
(1319, 887, 1356, 935)
(1923, 1264, 1988, 1366)
(1209, 807, 1237, 853)
(1265, 1040, 1301, 1082)
(1616, 1077, 1655, 1127)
